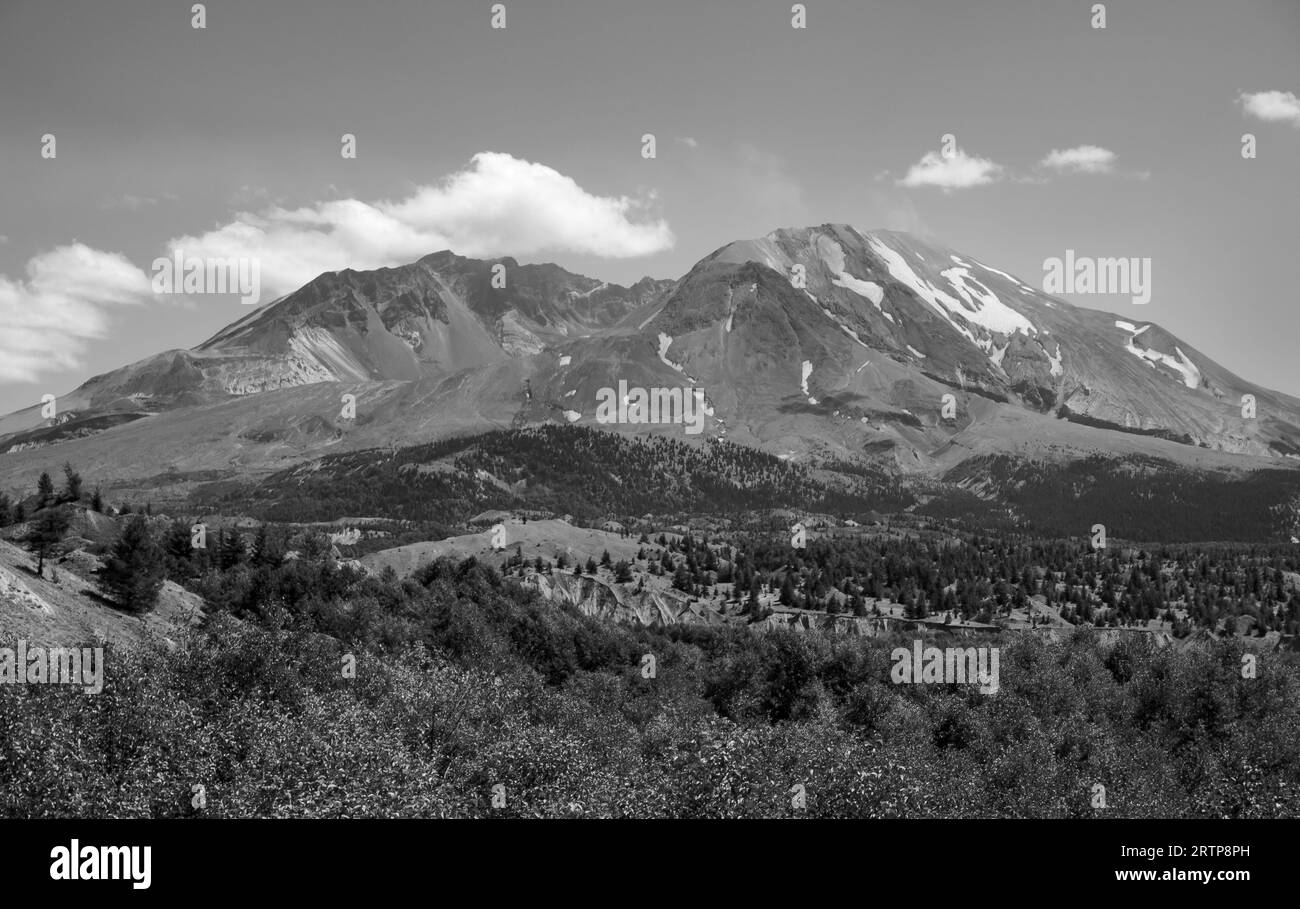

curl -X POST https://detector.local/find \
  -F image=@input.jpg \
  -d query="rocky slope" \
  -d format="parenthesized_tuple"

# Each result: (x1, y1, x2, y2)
(2, 225, 1297, 493)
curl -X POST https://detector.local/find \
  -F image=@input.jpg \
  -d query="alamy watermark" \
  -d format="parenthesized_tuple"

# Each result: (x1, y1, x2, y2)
(1042, 250, 1150, 304)
(0, 641, 104, 694)
(890, 640, 999, 694)
(595, 380, 708, 435)
(151, 249, 261, 305)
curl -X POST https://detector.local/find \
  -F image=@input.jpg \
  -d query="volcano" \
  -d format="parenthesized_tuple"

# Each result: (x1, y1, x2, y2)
(2, 225, 1298, 489)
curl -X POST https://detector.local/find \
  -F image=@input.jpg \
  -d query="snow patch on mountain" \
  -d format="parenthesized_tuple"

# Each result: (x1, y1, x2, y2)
(657, 333, 697, 382)
(570, 282, 608, 299)
(990, 340, 1010, 368)
(1115, 322, 1200, 389)
(906, 345, 927, 359)
(658, 333, 684, 372)
(973, 259, 1034, 290)
(939, 267, 1038, 335)
(818, 237, 885, 307)
(869, 238, 979, 344)
(1046, 341, 1063, 377)
(800, 360, 818, 404)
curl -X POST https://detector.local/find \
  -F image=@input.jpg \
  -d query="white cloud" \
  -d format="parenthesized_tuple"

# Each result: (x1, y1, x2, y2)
(0, 244, 152, 382)
(1039, 145, 1117, 174)
(168, 151, 675, 299)
(1238, 90, 1300, 126)
(898, 147, 1003, 191)
(676, 136, 700, 149)
(0, 153, 674, 382)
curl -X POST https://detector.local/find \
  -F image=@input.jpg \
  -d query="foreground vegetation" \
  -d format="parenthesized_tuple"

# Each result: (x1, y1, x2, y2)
(3, 548, 1298, 818)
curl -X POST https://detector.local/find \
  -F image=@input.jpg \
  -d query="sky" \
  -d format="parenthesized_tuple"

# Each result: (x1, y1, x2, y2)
(1, 0, 1297, 414)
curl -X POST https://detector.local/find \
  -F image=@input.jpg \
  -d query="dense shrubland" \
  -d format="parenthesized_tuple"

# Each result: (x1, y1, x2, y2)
(3, 547, 1298, 818)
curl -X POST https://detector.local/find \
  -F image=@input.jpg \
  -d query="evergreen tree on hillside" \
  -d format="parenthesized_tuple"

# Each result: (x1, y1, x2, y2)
(36, 472, 54, 508)
(24, 506, 70, 577)
(779, 572, 797, 607)
(672, 562, 692, 592)
(90, 487, 104, 513)
(165, 521, 194, 578)
(61, 462, 83, 503)
(251, 523, 286, 568)
(0, 492, 11, 527)
(99, 515, 165, 612)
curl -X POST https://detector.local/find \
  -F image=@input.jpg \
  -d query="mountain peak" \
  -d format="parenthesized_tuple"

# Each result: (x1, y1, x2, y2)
(4, 226, 1298, 468)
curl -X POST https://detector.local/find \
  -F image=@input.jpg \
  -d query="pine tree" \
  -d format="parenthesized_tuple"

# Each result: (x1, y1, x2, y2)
(99, 515, 165, 612)
(251, 524, 286, 568)
(36, 471, 54, 508)
(24, 506, 70, 577)
(779, 572, 797, 606)
(90, 487, 104, 513)
(0, 492, 11, 527)
(165, 521, 194, 578)
(61, 462, 83, 503)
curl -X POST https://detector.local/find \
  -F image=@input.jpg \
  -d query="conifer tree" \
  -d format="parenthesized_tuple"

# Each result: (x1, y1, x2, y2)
(99, 515, 166, 612)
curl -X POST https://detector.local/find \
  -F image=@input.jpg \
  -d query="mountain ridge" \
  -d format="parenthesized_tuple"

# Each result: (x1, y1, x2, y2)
(1, 225, 1297, 494)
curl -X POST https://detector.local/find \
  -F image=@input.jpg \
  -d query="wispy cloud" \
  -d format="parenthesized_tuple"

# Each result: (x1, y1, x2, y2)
(0, 244, 152, 382)
(98, 192, 178, 211)
(1039, 145, 1116, 174)
(1238, 90, 1300, 127)
(898, 147, 1003, 191)
(675, 136, 700, 149)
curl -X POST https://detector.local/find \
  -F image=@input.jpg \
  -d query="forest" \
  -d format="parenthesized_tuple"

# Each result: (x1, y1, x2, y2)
(3, 540, 1298, 818)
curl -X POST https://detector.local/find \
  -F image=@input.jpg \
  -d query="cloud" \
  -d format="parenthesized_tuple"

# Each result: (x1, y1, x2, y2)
(675, 136, 700, 149)
(0, 153, 675, 382)
(168, 152, 675, 299)
(1238, 90, 1300, 126)
(898, 147, 1003, 191)
(1039, 145, 1117, 174)
(0, 244, 152, 382)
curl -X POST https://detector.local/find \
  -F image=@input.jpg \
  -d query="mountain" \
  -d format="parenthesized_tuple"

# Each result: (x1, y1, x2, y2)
(1, 225, 1298, 503)
(646, 225, 1300, 461)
